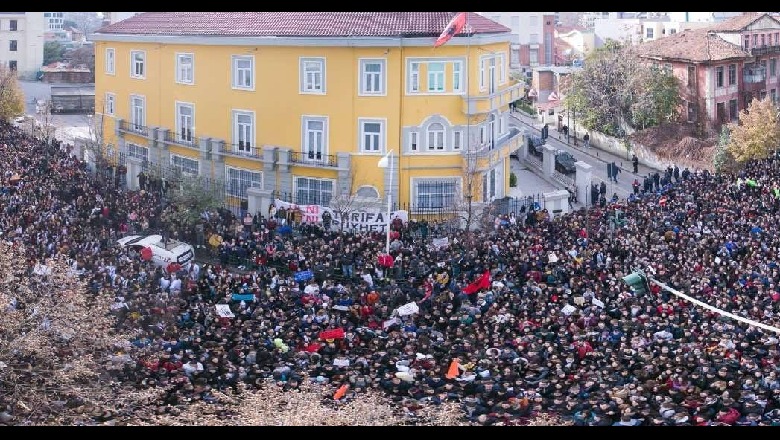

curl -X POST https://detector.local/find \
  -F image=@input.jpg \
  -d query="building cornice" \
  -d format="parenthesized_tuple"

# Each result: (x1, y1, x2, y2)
(90, 32, 512, 47)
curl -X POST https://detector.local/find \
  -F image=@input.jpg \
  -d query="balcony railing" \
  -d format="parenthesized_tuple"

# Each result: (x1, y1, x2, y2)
(462, 126, 522, 156)
(220, 142, 261, 157)
(163, 129, 199, 148)
(118, 120, 149, 137)
(744, 70, 766, 84)
(290, 150, 337, 167)
(462, 82, 525, 115)
(751, 45, 780, 56)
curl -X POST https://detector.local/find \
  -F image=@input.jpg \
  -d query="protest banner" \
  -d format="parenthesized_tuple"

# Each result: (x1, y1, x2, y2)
(274, 199, 408, 233)
(396, 302, 420, 316)
(231, 293, 255, 302)
(215, 304, 235, 318)
(294, 270, 314, 282)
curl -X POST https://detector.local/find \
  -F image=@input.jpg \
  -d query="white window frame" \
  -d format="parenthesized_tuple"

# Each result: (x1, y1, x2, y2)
(427, 62, 446, 93)
(129, 94, 145, 132)
(300, 57, 326, 94)
(409, 62, 420, 93)
(176, 52, 194, 85)
(175, 102, 195, 145)
(231, 55, 254, 91)
(301, 115, 329, 160)
(105, 48, 115, 75)
(453, 61, 464, 93)
(226, 166, 263, 200)
(529, 15, 539, 27)
(359, 58, 387, 96)
(479, 59, 486, 91)
(232, 110, 256, 154)
(409, 131, 419, 152)
(412, 177, 460, 210)
(358, 118, 386, 153)
(453, 130, 463, 150)
(295, 176, 335, 207)
(127, 143, 149, 163)
(104, 93, 115, 116)
(130, 50, 146, 79)
(427, 123, 445, 150)
(498, 53, 507, 85)
(170, 154, 199, 176)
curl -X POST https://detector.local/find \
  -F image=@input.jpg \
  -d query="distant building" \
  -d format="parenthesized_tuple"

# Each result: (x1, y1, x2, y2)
(44, 12, 63, 30)
(42, 62, 93, 84)
(0, 12, 45, 78)
(102, 12, 143, 26)
(478, 12, 556, 75)
(637, 13, 780, 133)
(555, 26, 595, 62)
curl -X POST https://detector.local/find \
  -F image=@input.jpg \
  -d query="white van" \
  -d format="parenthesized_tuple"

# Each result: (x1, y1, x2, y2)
(117, 235, 194, 269)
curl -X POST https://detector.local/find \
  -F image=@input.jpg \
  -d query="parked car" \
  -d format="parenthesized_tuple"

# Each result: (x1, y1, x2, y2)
(527, 135, 545, 158)
(117, 234, 194, 269)
(555, 151, 577, 175)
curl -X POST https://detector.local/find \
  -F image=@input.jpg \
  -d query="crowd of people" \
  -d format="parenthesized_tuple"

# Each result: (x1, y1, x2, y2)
(6, 119, 780, 426)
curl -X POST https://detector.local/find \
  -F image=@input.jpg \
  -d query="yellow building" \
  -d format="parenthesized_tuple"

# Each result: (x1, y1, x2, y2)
(92, 12, 524, 216)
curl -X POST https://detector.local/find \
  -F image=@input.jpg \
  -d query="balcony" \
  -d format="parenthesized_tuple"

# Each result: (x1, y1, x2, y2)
(289, 150, 337, 167)
(462, 82, 525, 116)
(219, 142, 262, 158)
(751, 45, 780, 56)
(163, 129, 199, 149)
(744, 65, 766, 84)
(118, 120, 149, 137)
(462, 126, 522, 158)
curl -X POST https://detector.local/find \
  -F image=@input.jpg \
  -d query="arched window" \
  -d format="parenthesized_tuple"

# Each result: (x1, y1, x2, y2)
(427, 122, 444, 150)
(356, 186, 380, 199)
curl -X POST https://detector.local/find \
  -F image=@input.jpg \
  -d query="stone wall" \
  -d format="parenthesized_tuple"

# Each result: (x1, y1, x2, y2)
(569, 125, 673, 171)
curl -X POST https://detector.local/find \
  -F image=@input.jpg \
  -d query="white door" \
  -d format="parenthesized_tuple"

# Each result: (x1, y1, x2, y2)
(488, 58, 496, 94)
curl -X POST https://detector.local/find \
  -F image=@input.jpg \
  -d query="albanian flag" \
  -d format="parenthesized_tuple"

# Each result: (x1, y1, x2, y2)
(434, 12, 467, 48)
(462, 270, 491, 295)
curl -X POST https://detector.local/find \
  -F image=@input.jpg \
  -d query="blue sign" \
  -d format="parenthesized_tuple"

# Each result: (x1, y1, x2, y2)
(231, 293, 255, 302)
(294, 270, 314, 282)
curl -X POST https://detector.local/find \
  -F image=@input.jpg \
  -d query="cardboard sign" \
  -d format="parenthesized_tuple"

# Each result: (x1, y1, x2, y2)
(215, 304, 235, 318)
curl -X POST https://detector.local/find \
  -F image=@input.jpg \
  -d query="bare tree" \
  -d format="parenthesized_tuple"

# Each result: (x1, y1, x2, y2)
(0, 243, 136, 425)
(36, 100, 56, 144)
(64, 12, 103, 38)
(327, 170, 383, 232)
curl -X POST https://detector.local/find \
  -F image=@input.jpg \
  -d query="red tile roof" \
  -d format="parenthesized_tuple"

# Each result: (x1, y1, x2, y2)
(706, 12, 768, 32)
(637, 29, 750, 62)
(96, 12, 509, 38)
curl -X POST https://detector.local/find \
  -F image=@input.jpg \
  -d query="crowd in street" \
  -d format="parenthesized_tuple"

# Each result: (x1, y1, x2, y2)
(7, 119, 780, 426)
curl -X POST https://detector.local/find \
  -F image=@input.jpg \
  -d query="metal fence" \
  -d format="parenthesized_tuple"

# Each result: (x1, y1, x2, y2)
(490, 194, 545, 217)
(552, 170, 576, 187)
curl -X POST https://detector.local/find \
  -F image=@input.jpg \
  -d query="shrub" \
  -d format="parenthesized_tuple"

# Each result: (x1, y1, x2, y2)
(509, 172, 517, 187)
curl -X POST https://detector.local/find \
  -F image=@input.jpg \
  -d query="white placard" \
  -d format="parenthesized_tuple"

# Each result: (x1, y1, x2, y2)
(396, 302, 420, 317)
(561, 304, 577, 316)
(592, 297, 605, 308)
(215, 304, 235, 318)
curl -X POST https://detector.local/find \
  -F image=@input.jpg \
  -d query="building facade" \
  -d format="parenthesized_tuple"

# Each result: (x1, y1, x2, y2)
(92, 12, 524, 215)
(478, 12, 555, 74)
(44, 12, 63, 30)
(636, 13, 780, 133)
(0, 12, 45, 78)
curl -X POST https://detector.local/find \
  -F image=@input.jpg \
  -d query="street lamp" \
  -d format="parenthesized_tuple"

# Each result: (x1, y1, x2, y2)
(377, 149, 394, 254)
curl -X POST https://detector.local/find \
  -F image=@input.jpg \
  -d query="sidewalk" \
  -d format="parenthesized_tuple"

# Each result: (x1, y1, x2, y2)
(507, 157, 558, 198)
(510, 111, 661, 179)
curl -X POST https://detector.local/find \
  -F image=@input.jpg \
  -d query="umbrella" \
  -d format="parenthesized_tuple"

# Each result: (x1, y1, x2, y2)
(139, 247, 153, 261)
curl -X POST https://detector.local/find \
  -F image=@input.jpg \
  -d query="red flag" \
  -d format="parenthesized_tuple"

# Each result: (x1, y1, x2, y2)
(462, 270, 491, 295)
(319, 328, 346, 341)
(434, 12, 467, 48)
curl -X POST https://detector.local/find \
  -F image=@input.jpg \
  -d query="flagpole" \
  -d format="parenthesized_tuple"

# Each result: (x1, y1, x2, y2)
(465, 12, 472, 201)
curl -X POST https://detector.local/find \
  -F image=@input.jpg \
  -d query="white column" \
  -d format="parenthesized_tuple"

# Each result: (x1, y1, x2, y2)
(542, 145, 557, 178)
(574, 161, 593, 207)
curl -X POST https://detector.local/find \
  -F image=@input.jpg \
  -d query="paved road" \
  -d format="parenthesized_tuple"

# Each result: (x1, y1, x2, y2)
(510, 112, 662, 199)
(17, 80, 93, 152)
